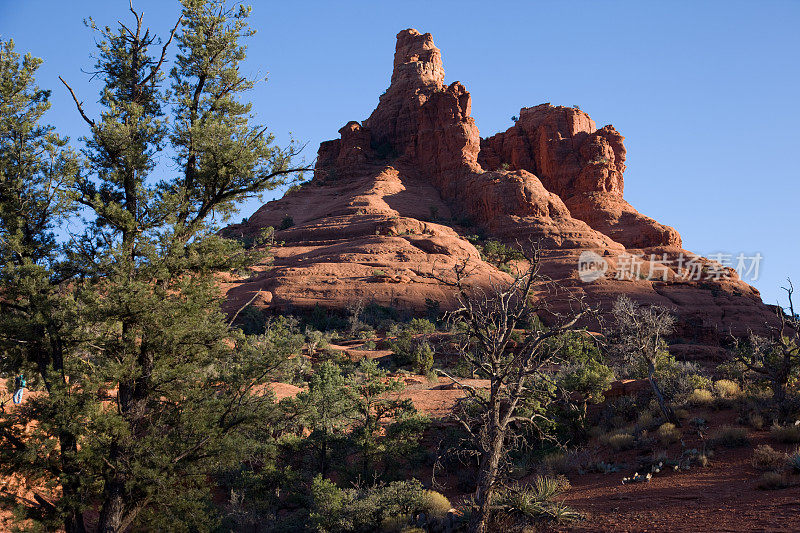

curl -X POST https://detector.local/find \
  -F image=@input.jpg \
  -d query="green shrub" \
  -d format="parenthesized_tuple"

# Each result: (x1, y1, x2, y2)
(540, 452, 569, 475)
(606, 433, 635, 451)
(406, 318, 436, 335)
(389, 326, 436, 375)
(636, 411, 657, 431)
(411, 342, 434, 375)
(476, 239, 523, 268)
(310, 476, 431, 532)
(771, 422, 800, 444)
(654, 360, 711, 400)
(279, 214, 295, 230)
(708, 425, 749, 448)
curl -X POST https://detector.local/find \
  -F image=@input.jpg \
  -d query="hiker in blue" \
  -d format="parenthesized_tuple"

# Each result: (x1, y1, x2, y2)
(12, 374, 26, 404)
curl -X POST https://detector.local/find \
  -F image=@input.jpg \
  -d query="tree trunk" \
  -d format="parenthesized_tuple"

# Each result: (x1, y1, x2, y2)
(98, 480, 125, 533)
(647, 364, 680, 427)
(468, 431, 505, 533)
(60, 432, 87, 533)
(320, 431, 328, 479)
(772, 377, 788, 420)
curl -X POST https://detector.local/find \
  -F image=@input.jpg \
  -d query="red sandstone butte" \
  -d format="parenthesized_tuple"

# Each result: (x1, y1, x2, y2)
(223, 28, 778, 360)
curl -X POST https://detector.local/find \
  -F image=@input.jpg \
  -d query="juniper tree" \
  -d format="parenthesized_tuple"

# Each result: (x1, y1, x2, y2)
(296, 361, 356, 479)
(345, 358, 427, 481)
(0, 1, 308, 531)
(734, 279, 800, 417)
(0, 38, 88, 532)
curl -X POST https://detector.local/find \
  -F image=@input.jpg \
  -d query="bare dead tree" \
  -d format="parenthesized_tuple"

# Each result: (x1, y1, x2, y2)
(733, 279, 800, 417)
(434, 247, 592, 533)
(609, 295, 680, 426)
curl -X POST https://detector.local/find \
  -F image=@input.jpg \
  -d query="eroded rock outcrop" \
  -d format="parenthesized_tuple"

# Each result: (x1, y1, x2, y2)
(225, 28, 778, 360)
(479, 104, 681, 249)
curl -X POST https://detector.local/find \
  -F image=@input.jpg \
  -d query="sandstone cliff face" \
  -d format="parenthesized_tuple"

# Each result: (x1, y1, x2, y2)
(479, 104, 681, 249)
(226, 28, 778, 360)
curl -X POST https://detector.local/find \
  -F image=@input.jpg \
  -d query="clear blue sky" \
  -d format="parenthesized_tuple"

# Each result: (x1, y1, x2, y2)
(1, 0, 798, 307)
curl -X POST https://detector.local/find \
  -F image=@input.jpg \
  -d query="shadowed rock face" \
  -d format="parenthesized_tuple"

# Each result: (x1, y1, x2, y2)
(225, 28, 779, 361)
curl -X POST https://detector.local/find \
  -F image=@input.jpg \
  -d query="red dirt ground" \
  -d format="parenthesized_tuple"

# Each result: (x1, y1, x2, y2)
(563, 444, 800, 532)
(555, 405, 800, 533)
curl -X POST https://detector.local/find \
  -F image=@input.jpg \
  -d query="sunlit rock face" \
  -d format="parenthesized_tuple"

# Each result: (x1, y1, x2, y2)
(225, 28, 777, 361)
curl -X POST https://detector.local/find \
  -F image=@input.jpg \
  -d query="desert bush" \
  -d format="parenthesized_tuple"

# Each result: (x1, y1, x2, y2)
(361, 340, 376, 351)
(708, 425, 749, 448)
(770, 422, 800, 444)
(635, 411, 657, 431)
(786, 448, 800, 473)
(305, 328, 330, 355)
(405, 318, 436, 335)
(657, 423, 681, 445)
(540, 452, 569, 475)
(713, 379, 742, 399)
(610, 415, 627, 429)
(756, 471, 789, 490)
(540, 448, 600, 476)
(585, 461, 623, 474)
(656, 361, 712, 400)
(419, 490, 451, 518)
(476, 240, 523, 269)
(687, 388, 714, 407)
(388, 327, 435, 375)
(747, 411, 765, 430)
(751, 445, 787, 471)
(689, 417, 707, 429)
(410, 342, 434, 375)
(606, 433, 635, 451)
(310, 476, 432, 533)
(279, 214, 295, 230)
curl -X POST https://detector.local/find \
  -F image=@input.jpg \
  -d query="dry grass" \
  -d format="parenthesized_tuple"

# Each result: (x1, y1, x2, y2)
(687, 388, 714, 406)
(747, 411, 765, 430)
(756, 471, 789, 490)
(606, 433, 635, 451)
(751, 445, 787, 471)
(713, 379, 741, 399)
(420, 490, 451, 518)
(771, 422, 800, 444)
(657, 423, 681, 445)
(708, 425, 749, 448)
